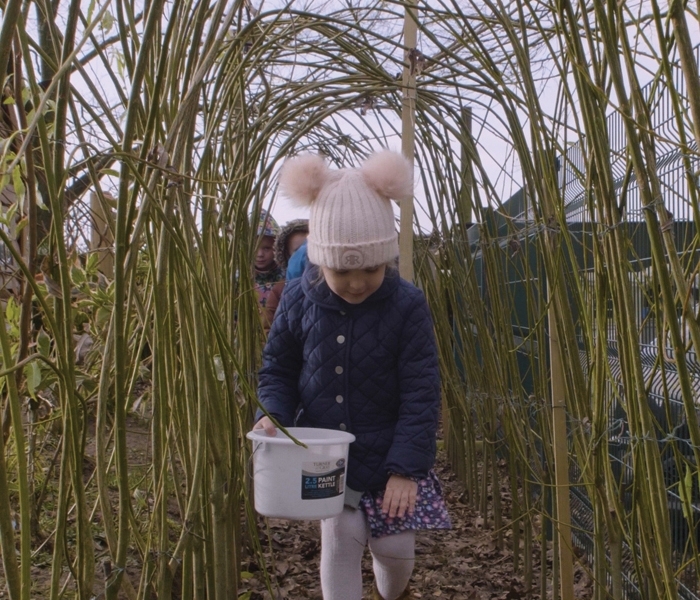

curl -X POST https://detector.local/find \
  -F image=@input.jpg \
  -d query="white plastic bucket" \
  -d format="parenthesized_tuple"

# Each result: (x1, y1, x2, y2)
(246, 427, 356, 520)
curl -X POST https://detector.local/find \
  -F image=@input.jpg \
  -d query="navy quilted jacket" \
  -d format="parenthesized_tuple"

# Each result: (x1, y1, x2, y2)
(257, 266, 441, 492)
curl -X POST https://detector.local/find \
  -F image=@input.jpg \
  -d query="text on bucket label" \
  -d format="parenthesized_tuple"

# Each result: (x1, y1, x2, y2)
(301, 458, 346, 500)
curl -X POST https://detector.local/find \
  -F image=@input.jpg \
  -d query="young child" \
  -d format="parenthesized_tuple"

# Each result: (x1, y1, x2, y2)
(285, 237, 308, 280)
(254, 209, 285, 331)
(254, 151, 450, 600)
(273, 218, 309, 275)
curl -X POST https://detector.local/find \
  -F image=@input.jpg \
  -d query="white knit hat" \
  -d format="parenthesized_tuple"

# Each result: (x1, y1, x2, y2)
(277, 150, 413, 270)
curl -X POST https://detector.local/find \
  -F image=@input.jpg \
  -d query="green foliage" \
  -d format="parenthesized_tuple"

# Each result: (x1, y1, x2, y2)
(24, 361, 41, 398)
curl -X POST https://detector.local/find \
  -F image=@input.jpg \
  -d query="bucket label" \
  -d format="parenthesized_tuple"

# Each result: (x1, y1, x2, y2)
(301, 458, 346, 500)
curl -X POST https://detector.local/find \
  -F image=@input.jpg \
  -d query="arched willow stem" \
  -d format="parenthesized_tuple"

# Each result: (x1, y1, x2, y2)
(1, 1, 700, 598)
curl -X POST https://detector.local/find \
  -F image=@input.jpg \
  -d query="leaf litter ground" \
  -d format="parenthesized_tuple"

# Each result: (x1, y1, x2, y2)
(7, 415, 593, 599)
(239, 450, 594, 600)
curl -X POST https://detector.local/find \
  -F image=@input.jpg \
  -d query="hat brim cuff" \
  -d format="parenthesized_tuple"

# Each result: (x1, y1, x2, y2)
(308, 238, 399, 270)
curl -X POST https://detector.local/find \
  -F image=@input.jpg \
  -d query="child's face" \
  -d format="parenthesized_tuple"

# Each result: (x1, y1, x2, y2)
(286, 232, 308, 257)
(255, 236, 276, 270)
(321, 265, 386, 304)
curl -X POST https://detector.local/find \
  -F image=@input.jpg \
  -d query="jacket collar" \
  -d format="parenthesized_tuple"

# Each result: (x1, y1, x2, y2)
(301, 264, 399, 310)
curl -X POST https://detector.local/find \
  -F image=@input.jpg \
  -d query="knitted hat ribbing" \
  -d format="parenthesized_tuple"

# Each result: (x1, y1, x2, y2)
(277, 151, 413, 270)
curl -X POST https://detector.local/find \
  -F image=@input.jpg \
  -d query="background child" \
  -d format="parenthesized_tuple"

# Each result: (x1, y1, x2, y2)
(254, 151, 450, 600)
(254, 209, 285, 331)
(285, 237, 308, 280)
(273, 218, 309, 275)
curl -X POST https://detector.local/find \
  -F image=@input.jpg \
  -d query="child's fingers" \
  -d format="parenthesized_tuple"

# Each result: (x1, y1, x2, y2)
(398, 486, 418, 518)
(253, 417, 277, 436)
(382, 476, 418, 518)
(393, 492, 409, 519)
(382, 489, 398, 517)
(406, 491, 417, 516)
(389, 490, 412, 518)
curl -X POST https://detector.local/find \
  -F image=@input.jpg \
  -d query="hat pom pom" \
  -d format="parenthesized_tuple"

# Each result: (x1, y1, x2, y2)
(361, 150, 414, 201)
(278, 154, 329, 206)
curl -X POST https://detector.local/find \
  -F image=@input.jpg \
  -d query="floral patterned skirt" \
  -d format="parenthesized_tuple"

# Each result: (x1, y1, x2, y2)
(359, 470, 452, 538)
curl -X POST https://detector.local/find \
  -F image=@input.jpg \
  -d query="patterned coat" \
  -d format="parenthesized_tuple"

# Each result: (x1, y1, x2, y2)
(254, 265, 285, 331)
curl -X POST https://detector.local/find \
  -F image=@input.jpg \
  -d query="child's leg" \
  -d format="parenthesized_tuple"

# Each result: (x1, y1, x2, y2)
(320, 507, 369, 600)
(367, 530, 415, 600)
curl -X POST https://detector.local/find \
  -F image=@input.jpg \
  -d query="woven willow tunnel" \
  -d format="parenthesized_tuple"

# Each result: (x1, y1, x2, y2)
(0, 1, 699, 599)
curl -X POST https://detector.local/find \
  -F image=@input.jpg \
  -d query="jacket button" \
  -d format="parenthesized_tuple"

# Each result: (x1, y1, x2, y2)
(335, 366, 343, 374)
(336, 395, 343, 403)
(340, 310, 346, 316)
(339, 423, 347, 431)
(337, 335, 345, 344)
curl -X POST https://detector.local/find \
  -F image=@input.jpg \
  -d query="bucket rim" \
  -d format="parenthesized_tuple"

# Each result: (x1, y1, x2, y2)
(246, 426, 356, 446)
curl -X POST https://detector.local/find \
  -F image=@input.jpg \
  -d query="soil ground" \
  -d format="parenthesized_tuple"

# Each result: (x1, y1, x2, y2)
(9, 415, 594, 599)
(239, 451, 595, 600)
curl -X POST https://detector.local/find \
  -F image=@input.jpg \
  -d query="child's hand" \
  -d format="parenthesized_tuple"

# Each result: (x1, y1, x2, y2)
(382, 475, 418, 519)
(253, 417, 277, 436)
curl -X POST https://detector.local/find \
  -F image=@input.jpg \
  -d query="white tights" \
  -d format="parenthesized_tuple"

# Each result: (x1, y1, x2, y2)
(320, 507, 415, 600)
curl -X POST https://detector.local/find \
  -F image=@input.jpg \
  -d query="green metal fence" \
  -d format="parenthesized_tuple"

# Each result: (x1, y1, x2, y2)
(468, 48, 700, 599)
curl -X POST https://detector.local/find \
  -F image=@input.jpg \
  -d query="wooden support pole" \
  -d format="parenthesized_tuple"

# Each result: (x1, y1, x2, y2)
(549, 304, 574, 600)
(399, 0, 418, 282)
(536, 144, 574, 600)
